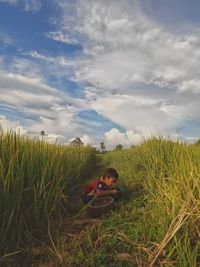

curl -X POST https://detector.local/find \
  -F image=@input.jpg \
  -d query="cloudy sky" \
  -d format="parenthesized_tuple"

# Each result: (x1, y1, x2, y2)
(1, 0, 200, 149)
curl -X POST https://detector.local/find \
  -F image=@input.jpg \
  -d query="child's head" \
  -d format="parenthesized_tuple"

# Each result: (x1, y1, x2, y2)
(102, 168, 119, 187)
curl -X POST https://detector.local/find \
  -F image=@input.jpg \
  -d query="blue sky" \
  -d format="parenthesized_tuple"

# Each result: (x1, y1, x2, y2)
(1, 0, 200, 148)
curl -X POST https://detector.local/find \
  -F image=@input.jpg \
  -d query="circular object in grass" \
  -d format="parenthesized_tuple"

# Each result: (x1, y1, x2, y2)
(88, 196, 114, 217)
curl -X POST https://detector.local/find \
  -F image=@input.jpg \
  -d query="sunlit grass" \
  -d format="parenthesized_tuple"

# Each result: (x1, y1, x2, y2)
(2, 131, 200, 266)
(0, 129, 96, 256)
(102, 138, 200, 266)
(41, 137, 200, 266)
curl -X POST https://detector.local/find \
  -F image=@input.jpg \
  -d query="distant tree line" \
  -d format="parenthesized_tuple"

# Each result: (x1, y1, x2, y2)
(70, 137, 125, 152)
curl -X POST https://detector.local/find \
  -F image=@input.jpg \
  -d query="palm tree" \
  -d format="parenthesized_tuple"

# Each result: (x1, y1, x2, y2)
(40, 130, 46, 141)
(100, 141, 105, 152)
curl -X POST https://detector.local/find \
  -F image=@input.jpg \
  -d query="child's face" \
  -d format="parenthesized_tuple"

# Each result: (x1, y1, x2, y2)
(104, 177, 116, 187)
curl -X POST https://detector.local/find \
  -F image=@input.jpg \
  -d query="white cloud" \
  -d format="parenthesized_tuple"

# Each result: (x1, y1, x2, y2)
(42, 133, 65, 144)
(9, 58, 42, 79)
(50, 0, 200, 145)
(0, 115, 66, 144)
(104, 128, 143, 149)
(68, 3, 200, 93)
(0, 115, 27, 134)
(46, 31, 78, 45)
(23, 0, 41, 12)
(92, 94, 187, 136)
(0, 0, 42, 12)
(25, 50, 84, 68)
(0, 56, 89, 141)
(0, 34, 13, 47)
(80, 134, 93, 145)
(179, 80, 200, 93)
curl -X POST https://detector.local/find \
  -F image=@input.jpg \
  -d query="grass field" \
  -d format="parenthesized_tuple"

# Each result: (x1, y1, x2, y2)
(38, 137, 200, 267)
(0, 130, 96, 262)
(1, 131, 200, 266)
(101, 138, 200, 266)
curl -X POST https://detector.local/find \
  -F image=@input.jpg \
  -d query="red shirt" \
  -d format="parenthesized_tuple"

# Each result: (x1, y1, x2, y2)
(83, 178, 109, 195)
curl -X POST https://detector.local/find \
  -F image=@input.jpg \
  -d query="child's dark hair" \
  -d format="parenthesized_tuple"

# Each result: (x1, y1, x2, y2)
(103, 168, 119, 180)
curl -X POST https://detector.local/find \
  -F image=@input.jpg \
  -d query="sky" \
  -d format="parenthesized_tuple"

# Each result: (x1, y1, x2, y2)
(1, 0, 200, 149)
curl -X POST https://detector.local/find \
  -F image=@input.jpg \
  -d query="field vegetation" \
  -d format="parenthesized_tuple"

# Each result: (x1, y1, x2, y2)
(0, 130, 96, 262)
(1, 130, 200, 266)
(40, 137, 200, 267)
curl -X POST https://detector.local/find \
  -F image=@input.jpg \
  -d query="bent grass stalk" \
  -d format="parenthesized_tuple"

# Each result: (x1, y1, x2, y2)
(148, 200, 198, 266)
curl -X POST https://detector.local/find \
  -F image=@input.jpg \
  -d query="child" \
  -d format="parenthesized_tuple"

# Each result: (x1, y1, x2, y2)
(82, 168, 120, 204)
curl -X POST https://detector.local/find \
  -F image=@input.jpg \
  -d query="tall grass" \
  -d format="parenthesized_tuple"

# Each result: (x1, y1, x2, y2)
(55, 137, 200, 266)
(0, 129, 96, 255)
(102, 138, 200, 266)
(4, 133, 200, 266)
